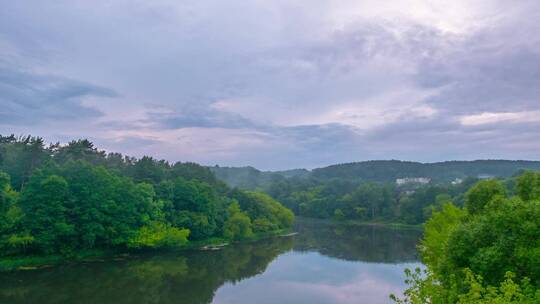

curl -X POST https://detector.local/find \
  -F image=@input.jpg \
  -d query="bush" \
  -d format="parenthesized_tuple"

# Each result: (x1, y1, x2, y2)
(128, 222, 190, 249)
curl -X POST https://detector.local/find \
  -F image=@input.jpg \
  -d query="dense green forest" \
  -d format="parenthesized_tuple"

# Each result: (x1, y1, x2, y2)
(311, 160, 540, 182)
(266, 175, 485, 225)
(393, 171, 540, 303)
(212, 160, 535, 225)
(0, 135, 293, 259)
(211, 160, 540, 189)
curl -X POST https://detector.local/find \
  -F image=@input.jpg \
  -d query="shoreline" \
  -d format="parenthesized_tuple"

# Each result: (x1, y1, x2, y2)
(0, 228, 294, 272)
(0, 219, 420, 272)
(294, 216, 423, 230)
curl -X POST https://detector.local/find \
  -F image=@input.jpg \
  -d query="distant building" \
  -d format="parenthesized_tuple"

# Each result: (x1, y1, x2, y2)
(477, 174, 494, 180)
(396, 177, 431, 186)
(451, 178, 463, 185)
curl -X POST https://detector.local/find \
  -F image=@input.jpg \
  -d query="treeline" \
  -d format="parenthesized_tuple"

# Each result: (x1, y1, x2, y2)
(312, 160, 540, 182)
(211, 160, 540, 225)
(209, 166, 309, 189)
(266, 176, 480, 225)
(393, 171, 540, 303)
(210, 160, 540, 190)
(0, 135, 293, 257)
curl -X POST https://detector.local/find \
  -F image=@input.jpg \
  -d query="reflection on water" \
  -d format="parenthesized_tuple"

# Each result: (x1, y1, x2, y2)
(293, 219, 421, 263)
(0, 219, 422, 304)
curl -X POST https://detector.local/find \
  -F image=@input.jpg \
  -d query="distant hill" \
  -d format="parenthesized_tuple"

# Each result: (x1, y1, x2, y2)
(312, 160, 540, 182)
(211, 160, 540, 189)
(274, 168, 311, 179)
(209, 166, 310, 189)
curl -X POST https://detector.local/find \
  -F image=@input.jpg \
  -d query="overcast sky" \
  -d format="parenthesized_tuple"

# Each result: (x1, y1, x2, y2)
(1, 1, 539, 170)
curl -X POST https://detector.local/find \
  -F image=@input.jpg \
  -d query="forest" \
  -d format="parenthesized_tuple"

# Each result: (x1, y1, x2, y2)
(211, 160, 540, 189)
(0, 135, 293, 259)
(265, 175, 482, 225)
(392, 171, 540, 303)
(212, 161, 538, 225)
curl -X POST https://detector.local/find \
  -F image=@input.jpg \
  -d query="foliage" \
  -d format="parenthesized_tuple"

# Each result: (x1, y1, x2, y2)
(127, 222, 190, 249)
(447, 197, 540, 286)
(391, 268, 540, 304)
(393, 171, 540, 303)
(457, 270, 540, 304)
(265, 174, 473, 225)
(312, 160, 540, 183)
(465, 179, 506, 214)
(0, 173, 20, 223)
(516, 171, 540, 201)
(212, 160, 540, 191)
(421, 203, 465, 276)
(0, 135, 294, 257)
(223, 201, 253, 240)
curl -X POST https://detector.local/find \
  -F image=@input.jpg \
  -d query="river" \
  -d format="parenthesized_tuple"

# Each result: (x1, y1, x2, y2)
(0, 219, 422, 304)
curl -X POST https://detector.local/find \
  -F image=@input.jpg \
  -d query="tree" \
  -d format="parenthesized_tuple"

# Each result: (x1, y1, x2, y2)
(129, 156, 167, 184)
(516, 171, 539, 201)
(128, 222, 189, 249)
(0, 171, 25, 253)
(231, 190, 294, 230)
(394, 172, 540, 303)
(19, 174, 73, 254)
(0, 134, 296, 258)
(465, 179, 506, 214)
(223, 201, 253, 240)
(53, 139, 105, 166)
(421, 203, 465, 276)
(447, 197, 540, 287)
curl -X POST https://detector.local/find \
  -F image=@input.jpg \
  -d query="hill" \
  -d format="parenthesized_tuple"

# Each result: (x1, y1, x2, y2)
(211, 160, 540, 189)
(209, 166, 309, 189)
(312, 160, 540, 182)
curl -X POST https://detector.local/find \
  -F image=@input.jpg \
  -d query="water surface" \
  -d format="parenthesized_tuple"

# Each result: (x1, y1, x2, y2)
(0, 219, 422, 304)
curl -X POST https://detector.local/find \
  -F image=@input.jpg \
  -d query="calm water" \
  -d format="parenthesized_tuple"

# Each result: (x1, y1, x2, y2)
(0, 219, 422, 304)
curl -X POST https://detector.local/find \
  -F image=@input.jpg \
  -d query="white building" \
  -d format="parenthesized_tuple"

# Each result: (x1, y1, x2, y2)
(451, 178, 463, 185)
(396, 177, 431, 186)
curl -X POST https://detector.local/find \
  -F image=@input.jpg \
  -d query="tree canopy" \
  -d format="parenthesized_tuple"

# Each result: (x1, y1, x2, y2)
(0, 135, 294, 257)
(393, 170, 540, 303)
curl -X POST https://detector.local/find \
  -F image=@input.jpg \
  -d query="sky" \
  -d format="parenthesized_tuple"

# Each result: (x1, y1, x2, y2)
(1, 0, 540, 170)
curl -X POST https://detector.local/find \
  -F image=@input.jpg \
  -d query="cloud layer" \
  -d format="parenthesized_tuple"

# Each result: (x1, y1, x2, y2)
(1, 0, 539, 169)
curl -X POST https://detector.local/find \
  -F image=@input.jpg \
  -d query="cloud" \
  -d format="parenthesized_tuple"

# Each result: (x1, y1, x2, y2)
(460, 111, 540, 126)
(147, 106, 258, 130)
(1, 0, 540, 169)
(0, 63, 117, 126)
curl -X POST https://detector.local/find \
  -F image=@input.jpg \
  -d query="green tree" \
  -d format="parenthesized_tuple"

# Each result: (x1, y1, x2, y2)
(516, 171, 539, 201)
(231, 190, 294, 230)
(421, 203, 465, 276)
(0, 171, 26, 253)
(223, 201, 253, 240)
(20, 174, 74, 254)
(393, 172, 540, 303)
(465, 179, 506, 214)
(0, 134, 296, 259)
(128, 222, 190, 249)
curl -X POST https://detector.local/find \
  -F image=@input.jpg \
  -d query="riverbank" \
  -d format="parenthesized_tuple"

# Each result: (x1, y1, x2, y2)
(295, 216, 423, 230)
(0, 219, 420, 272)
(0, 228, 294, 272)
